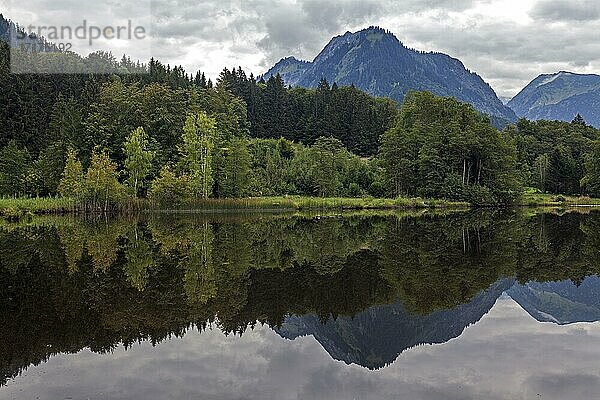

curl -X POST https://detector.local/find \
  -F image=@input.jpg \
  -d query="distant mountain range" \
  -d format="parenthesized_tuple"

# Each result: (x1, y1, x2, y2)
(5, 14, 600, 129)
(507, 71, 600, 128)
(264, 26, 517, 124)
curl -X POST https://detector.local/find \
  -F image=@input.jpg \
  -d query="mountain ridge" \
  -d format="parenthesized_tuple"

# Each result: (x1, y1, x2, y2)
(507, 71, 600, 127)
(264, 26, 517, 123)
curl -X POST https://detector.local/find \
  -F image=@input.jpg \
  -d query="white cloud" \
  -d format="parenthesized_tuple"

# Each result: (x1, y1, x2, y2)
(2, 0, 600, 97)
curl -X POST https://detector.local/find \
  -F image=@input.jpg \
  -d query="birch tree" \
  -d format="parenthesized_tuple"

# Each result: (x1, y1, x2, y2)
(181, 112, 216, 198)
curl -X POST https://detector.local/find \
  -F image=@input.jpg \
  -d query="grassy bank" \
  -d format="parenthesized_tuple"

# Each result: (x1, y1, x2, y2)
(0, 197, 77, 219)
(3, 193, 600, 218)
(151, 196, 470, 211)
(0, 196, 469, 217)
(520, 193, 600, 207)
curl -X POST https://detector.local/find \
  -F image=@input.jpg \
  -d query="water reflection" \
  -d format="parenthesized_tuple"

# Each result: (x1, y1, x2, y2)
(1, 209, 600, 398)
(508, 276, 600, 324)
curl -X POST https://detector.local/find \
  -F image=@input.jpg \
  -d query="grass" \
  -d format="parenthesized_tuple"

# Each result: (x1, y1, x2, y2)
(0, 195, 469, 218)
(0, 197, 77, 219)
(147, 196, 470, 212)
(520, 191, 600, 207)
(3, 191, 600, 219)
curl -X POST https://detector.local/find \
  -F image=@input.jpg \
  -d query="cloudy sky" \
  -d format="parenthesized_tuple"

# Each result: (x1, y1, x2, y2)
(3, 0, 600, 97)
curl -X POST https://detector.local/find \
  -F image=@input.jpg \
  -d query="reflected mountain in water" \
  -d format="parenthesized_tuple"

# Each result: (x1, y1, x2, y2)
(508, 276, 600, 324)
(275, 275, 600, 369)
(276, 278, 514, 369)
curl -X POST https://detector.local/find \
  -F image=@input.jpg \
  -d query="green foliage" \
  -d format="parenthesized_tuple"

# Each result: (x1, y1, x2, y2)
(581, 140, 600, 197)
(218, 69, 398, 156)
(219, 138, 252, 198)
(124, 127, 154, 197)
(247, 138, 295, 196)
(181, 112, 216, 198)
(381, 92, 522, 204)
(49, 95, 84, 150)
(0, 141, 31, 198)
(309, 137, 346, 197)
(58, 148, 85, 199)
(31, 143, 67, 197)
(505, 118, 599, 194)
(3, 32, 600, 207)
(81, 150, 126, 210)
(148, 166, 192, 206)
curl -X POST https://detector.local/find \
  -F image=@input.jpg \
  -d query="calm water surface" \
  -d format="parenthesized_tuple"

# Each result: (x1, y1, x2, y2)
(1, 209, 600, 399)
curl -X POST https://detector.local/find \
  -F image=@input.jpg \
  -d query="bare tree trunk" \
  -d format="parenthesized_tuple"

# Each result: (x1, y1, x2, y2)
(467, 162, 471, 186)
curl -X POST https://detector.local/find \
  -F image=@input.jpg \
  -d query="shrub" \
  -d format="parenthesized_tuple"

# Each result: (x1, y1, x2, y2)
(149, 167, 192, 206)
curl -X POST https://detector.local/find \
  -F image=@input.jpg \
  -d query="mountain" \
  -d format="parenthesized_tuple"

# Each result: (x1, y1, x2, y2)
(507, 71, 600, 128)
(275, 278, 513, 370)
(0, 14, 10, 42)
(507, 276, 600, 324)
(264, 26, 516, 124)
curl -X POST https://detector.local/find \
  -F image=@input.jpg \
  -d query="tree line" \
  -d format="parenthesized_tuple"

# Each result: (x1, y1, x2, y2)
(3, 28, 600, 205)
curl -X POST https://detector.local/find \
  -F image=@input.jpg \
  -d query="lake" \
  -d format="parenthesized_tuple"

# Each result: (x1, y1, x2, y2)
(1, 209, 600, 399)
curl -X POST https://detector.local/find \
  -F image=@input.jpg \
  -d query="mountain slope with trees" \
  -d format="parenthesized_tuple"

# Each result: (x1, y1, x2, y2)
(264, 26, 516, 124)
(508, 72, 600, 128)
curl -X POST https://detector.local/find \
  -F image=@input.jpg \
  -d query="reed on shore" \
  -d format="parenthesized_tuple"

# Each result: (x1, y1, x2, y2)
(0, 195, 470, 218)
(3, 192, 600, 220)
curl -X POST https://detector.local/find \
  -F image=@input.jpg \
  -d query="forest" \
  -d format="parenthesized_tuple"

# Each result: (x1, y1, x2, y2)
(2, 36, 600, 207)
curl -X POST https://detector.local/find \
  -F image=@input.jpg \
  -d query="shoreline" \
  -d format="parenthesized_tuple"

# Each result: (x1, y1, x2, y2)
(1, 194, 600, 218)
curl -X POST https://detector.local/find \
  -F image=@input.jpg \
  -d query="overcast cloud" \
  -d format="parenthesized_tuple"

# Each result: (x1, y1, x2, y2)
(2, 0, 600, 97)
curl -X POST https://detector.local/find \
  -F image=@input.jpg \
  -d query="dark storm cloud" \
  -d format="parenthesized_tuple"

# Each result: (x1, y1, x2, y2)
(530, 0, 600, 22)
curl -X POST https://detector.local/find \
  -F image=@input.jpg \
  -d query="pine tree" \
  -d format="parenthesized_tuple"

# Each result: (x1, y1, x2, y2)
(572, 114, 587, 126)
